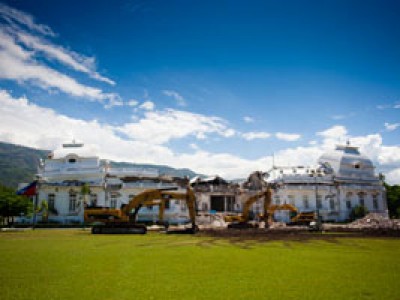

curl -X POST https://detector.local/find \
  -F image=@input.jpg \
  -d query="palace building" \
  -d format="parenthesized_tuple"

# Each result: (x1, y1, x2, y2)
(266, 143, 388, 222)
(20, 141, 188, 224)
(17, 141, 387, 224)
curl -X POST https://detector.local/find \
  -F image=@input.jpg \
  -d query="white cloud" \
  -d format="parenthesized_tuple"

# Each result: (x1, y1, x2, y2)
(386, 169, 400, 185)
(0, 90, 262, 178)
(139, 101, 155, 111)
(162, 89, 186, 106)
(103, 97, 124, 109)
(1, 91, 400, 184)
(241, 131, 271, 140)
(189, 143, 199, 150)
(223, 129, 236, 138)
(0, 3, 54, 36)
(331, 115, 345, 120)
(331, 113, 355, 120)
(377, 104, 391, 110)
(0, 4, 117, 107)
(317, 125, 347, 139)
(116, 108, 235, 144)
(126, 99, 139, 106)
(274, 146, 322, 167)
(15, 31, 115, 85)
(384, 122, 400, 132)
(243, 116, 254, 123)
(276, 132, 301, 141)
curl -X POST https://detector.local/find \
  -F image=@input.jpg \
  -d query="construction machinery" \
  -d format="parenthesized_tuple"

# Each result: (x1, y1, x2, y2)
(86, 188, 197, 234)
(224, 187, 272, 228)
(268, 204, 318, 228)
(290, 211, 317, 225)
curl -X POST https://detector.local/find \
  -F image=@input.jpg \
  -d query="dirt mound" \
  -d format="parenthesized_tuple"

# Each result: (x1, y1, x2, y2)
(349, 213, 400, 229)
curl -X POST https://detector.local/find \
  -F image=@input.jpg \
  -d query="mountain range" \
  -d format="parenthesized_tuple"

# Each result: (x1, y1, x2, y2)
(0, 142, 202, 188)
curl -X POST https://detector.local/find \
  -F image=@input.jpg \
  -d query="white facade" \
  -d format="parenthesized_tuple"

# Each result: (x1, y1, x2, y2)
(27, 142, 189, 224)
(19, 142, 388, 225)
(266, 144, 388, 222)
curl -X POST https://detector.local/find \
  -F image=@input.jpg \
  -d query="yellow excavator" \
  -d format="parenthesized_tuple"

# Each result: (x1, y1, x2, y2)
(224, 187, 272, 228)
(290, 211, 317, 225)
(268, 203, 298, 219)
(86, 188, 197, 234)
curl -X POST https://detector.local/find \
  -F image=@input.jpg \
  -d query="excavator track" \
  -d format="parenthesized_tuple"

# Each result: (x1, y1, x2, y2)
(91, 223, 147, 234)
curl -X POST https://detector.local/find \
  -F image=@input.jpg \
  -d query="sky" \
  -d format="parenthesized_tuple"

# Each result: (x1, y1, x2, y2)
(0, 0, 399, 183)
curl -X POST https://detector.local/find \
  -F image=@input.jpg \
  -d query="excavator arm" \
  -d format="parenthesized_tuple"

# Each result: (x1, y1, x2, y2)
(127, 188, 197, 230)
(226, 187, 272, 228)
(242, 187, 272, 221)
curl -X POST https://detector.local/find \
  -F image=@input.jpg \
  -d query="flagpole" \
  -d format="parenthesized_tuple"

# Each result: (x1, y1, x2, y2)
(32, 193, 38, 230)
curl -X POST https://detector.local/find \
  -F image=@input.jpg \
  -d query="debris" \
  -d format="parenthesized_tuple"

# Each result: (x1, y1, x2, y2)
(349, 213, 399, 229)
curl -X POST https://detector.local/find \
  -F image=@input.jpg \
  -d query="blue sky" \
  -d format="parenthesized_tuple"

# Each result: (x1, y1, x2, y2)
(0, 0, 399, 182)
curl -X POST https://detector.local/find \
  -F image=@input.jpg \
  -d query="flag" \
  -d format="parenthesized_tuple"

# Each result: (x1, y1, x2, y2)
(17, 181, 38, 196)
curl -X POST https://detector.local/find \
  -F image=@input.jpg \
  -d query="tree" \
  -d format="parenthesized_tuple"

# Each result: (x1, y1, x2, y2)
(385, 183, 400, 218)
(36, 200, 49, 223)
(0, 184, 32, 226)
(80, 183, 91, 206)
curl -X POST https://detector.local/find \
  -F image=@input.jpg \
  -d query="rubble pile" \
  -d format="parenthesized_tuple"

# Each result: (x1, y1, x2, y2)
(348, 213, 400, 230)
(269, 222, 287, 229)
(196, 213, 227, 229)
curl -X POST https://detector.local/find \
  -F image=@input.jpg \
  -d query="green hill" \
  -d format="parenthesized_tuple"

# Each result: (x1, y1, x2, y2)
(0, 142, 202, 188)
(0, 142, 48, 188)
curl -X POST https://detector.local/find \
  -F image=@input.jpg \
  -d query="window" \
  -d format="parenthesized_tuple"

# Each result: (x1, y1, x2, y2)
(288, 195, 295, 206)
(48, 194, 55, 211)
(164, 200, 170, 209)
(181, 202, 187, 211)
(69, 192, 77, 211)
(346, 200, 351, 209)
(373, 194, 379, 210)
(90, 194, 97, 206)
(274, 196, 281, 205)
(346, 192, 352, 209)
(316, 195, 322, 209)
(110, 195, 117, 209)
(329, 199, 335, 210)
(359, 193, 365, 207)
(226, 196, 235, 212)
(303, 195, 309, 209)
(68, 158, 76, 163)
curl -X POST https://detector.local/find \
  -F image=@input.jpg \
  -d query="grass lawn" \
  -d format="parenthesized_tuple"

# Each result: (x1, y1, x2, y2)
(0, 229, 399, 300)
